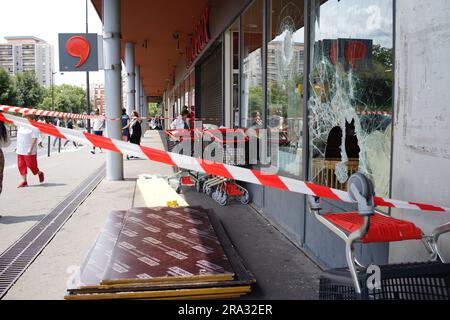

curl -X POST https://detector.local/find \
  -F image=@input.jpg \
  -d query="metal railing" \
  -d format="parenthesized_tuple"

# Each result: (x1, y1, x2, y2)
(8, 125, 17, 138)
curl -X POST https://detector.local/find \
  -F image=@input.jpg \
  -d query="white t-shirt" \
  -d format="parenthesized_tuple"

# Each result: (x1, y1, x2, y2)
(92, 118, 105, 132)
(16, 126, 40, 155)
(170, 116, 188, 129)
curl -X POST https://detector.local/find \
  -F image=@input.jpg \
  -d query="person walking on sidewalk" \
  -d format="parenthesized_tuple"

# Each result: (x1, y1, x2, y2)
(37, 117, 46, 148)
(91, 110, 105, 154)
(63, 118, 78, 148)
(126, 110, 142, 160)
(52, 117, 63, 147)
(0, 121, 11, 218)
(16, 114, 45, 188)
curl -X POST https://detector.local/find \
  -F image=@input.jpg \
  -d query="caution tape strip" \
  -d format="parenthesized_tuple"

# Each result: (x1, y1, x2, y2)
(1, 111, 448, 213)
(0, 105, 98, 120)
(0, 105, 221, 122)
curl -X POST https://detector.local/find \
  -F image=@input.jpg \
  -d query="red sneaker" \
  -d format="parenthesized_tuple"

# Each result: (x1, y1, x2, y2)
(38, 172, 45, 183)
(18, 182, 28, 188)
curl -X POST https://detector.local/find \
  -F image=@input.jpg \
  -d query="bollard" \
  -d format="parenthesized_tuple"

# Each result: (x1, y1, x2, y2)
(47, 135, 51, 157)
(58, 137, 61, 153)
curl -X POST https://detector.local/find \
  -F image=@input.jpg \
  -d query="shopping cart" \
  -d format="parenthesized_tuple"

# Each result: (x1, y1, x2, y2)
(165, 128, 205, 194)
(201, 128, 250, 206)
(308, 173, 450, 300)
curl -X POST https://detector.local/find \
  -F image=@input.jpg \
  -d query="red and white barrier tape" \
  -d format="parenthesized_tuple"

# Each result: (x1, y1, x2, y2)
(0, 105, 98, 120)
(1, 111, 448, 213)
(0, 104, 221, 122)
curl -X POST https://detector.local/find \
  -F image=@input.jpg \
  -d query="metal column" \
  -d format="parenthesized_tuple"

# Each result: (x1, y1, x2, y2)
(135, 66, 141, 115)
(103, 0, 124, 181)
(125, 42, 135, 115)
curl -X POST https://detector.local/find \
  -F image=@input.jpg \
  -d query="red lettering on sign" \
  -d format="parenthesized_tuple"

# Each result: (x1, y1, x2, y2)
(186, 7, 209, 68)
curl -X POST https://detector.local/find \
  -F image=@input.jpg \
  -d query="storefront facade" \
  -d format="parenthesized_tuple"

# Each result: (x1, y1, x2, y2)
(164, 0, 450, 268)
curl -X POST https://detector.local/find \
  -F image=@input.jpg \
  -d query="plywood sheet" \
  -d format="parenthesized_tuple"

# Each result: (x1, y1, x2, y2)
(66, 206, 255, 300)
(65, 285, 251, 300)
(102, 207, 235, 285)
(67, 211, 125, 289)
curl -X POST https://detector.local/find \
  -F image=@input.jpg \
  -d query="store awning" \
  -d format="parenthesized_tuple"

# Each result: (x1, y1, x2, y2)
(91, 0, 208, 96)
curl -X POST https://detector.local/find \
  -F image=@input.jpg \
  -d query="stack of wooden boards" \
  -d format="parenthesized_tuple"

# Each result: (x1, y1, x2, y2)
(65, 206, 255, 300)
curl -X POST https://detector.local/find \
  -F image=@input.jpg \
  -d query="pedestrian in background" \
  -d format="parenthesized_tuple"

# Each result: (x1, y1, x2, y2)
(127, 110, 142, 160)
(121, 108, 130, 142)
(52, 117, 62, 147)
(63, 118, 78, 148)
(0, 121, 11, 218)
(91, 110, 105, 154)
(153, 115, 163, 130)
(16, 114, 45, 188)
(170, 109, 190, 129)
(37, 117, 46, 148)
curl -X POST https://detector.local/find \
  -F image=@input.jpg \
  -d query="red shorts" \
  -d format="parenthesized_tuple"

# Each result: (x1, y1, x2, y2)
(17, 154, 40, 176)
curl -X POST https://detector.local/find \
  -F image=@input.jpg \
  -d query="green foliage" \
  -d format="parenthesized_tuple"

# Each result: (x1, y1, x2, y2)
(148, 102, 159, 116)
(373, 44, 393, 70)
(248, 86, 263, 114)
(13, 72, 44, 107)
(40, 84, 87, 114)
(0, 67, 16, 105)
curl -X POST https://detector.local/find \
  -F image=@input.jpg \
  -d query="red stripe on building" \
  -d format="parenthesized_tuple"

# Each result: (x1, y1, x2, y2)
(140, 146, 176, 166)
(83, 133, 121, 153)
(197, 159, 233, 179)
(31, 120, 66, 139)
(305, 182, 341, 200)
(252, 170, 289, 190)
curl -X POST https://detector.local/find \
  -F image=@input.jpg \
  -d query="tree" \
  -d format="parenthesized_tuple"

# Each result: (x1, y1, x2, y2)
(148, 102, 159, 116)
(13, 72, 44, 107)
(373, 44, 393, 70)
(0, 67, 16, 105)
(40, 84, 87, 114)
(248, 86, 263, 114)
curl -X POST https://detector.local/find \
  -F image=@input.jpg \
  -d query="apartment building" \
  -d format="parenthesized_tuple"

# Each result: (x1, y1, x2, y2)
(90, 83, 105, 114)
(0, 36, 54, 87)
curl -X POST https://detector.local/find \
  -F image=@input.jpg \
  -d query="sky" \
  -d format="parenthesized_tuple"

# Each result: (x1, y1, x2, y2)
(0, 0, 104, 87)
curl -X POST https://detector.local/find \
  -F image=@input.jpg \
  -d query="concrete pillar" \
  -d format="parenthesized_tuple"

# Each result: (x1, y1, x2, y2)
(124, 42, 135, 116)
(103, 0, 124, 181)
(134, 66, 141, 115)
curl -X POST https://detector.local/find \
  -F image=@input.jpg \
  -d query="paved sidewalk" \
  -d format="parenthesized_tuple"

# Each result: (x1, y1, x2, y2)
(2, 131, 321, 300)
(0, 145, 105, 254)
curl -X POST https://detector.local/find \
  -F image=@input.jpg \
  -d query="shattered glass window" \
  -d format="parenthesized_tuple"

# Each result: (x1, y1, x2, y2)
(268, 0, 305, 178)
(308, 0, 393, 197)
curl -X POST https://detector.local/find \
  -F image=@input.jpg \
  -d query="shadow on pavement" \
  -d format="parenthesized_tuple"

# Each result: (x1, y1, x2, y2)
(0, 214, 46, 225)
(27, 183, 67, 188)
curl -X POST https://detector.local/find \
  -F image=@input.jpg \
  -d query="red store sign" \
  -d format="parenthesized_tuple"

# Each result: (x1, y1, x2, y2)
(186, 7, 210, 68)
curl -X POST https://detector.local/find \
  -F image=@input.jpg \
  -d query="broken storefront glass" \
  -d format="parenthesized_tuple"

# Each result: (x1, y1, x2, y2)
(308, 0, 393, 197)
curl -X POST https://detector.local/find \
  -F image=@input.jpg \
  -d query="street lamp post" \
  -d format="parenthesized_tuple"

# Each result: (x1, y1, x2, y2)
(50, 71, 64, 155)
(49, 70, 58, 157)
(86, 0, 92, 133)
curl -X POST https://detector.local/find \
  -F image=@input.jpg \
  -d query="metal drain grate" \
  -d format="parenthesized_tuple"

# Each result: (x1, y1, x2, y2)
(0, 164, 106, 299)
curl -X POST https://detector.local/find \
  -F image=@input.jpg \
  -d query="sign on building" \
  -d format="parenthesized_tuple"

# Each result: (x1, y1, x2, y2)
(315, 38, 373, 72)
(58, 33, 99, 72)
